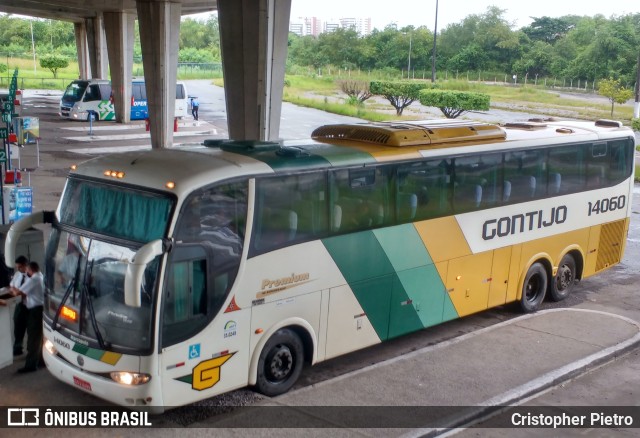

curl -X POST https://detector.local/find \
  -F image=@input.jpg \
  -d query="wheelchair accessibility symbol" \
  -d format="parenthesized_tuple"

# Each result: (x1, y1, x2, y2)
(189, 344, 201, 359)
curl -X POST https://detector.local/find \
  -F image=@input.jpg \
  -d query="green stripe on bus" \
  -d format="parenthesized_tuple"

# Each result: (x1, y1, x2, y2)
(373, 224, 433, 271)
(323, 231, 397, 339)
(374, 225, 455, 331)
(396, 265, 449, 328)
(324, 225, 459, 340)
(305, 143, 377, 167)
(323, 231, 396, 283)
(226, 148, 331, 172)
(442, 295, 459, 322)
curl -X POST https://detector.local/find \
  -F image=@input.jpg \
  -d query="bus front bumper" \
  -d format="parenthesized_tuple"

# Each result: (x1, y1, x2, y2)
(42, 343, 164, 413)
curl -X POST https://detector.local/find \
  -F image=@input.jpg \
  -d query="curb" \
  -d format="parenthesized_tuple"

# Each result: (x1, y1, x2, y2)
(401, 308, 640, 438)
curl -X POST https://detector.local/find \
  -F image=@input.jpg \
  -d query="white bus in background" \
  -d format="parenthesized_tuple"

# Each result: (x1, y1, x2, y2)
(60, 79, 189, 121)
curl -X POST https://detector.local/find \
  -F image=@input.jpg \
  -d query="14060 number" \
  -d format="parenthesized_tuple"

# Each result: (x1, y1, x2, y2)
(588, 195, 626, 216)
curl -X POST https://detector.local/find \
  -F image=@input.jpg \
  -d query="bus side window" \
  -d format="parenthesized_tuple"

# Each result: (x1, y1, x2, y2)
(252, 172, 328, 255)
(503, 150, 545, 202)
(176, 83, 185, 99)
(162, 245, 208, 347)
(99, 84, 112, 101)
(607, 140, 633, 185)
(397, 159, 451, 221)
(133, 83, 146, 101)
(83, 84, 101, 102)
(330, 167, 392, 233)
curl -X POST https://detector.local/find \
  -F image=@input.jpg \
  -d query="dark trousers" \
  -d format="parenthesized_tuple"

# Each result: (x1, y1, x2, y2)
(13, 302, 28, 353)
(192, 106, 199, 120)
(24, 305, 43, 370)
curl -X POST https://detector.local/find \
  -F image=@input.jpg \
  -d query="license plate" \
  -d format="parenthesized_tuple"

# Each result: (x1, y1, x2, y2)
(73, 376, 92, 392)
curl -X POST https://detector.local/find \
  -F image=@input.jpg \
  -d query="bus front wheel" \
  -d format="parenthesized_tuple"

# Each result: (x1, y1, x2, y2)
(549, 254, 576, 302)
(255, 328, 304, 397)
(520, 262, 547, 313)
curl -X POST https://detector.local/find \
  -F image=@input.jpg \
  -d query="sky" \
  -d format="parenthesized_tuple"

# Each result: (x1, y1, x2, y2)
(289, 0, 640, 31)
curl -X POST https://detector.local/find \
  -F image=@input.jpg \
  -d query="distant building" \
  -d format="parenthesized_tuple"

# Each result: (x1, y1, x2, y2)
(289, 16, 323, 37)
(339, 17, 372, 36)
(289, 15, 372, 37)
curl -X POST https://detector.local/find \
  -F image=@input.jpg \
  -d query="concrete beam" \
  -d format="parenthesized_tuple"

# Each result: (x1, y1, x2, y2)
(218, 0, 291, 141)
(85, 15, 108, 79)
(73, 21, 90, 79)
(103, 11, 135, 123)
(136, 0, 181, 149)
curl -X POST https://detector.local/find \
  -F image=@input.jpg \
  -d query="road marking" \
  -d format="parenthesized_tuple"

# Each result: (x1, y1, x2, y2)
(63, 129, 216, 142)
(61, 120, 206, 132)
(70, 143, 196, 155)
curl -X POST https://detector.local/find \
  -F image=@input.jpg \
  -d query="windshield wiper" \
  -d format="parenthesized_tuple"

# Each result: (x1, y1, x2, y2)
(52, 252, 83, 332)
(82, 260, 106, 349)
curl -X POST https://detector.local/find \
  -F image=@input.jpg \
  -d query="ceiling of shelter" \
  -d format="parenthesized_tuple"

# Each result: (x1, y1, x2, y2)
(0, 0, 217, 21)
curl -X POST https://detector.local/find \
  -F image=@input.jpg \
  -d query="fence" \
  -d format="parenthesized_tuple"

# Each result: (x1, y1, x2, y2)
(0, 76, 69, 90)
(293, 66, 637, 96)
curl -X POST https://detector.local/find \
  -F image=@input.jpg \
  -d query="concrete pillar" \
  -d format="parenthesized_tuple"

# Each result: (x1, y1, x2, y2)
(73, 22, 89, 79)
(136, 0, 181, 149)
(86, 16, 108, 79)
(218, 0, 291, 141)
(103, 11, 135, 123)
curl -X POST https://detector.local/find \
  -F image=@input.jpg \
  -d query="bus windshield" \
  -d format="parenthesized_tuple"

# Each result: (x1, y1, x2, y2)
(59, 178, 173, 243)
(62, 81, 88, 103)
(44, 229, 161, 352)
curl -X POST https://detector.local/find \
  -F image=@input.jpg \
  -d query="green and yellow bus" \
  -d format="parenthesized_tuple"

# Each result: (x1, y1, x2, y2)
(5, 118, 635, 411)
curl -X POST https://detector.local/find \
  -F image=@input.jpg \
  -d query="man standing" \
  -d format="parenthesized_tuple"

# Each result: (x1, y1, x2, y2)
(190, 96, 199, 121)
(10, 255, 29, 356)
(10, 261, 44, 373)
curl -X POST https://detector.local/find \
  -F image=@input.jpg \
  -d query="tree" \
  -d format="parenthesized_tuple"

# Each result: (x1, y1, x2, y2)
(370, 81, 433, 115)
(598, 78, 634, 117)
(338, 80, 373, 104)
(39, 54, 69, 78)
(419, 90, 490, 118)
(522, 16, 577, 44)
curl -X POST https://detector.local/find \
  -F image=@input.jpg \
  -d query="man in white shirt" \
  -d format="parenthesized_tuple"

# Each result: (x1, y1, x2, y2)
(10, 261, 44, 373)
(10, 255, 29, 356)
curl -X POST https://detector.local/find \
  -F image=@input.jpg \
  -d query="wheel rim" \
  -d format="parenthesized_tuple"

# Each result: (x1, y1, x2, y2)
(266, 344, 293, 382)
(525, 273, 543, 302)
(556, 264, 574, 292)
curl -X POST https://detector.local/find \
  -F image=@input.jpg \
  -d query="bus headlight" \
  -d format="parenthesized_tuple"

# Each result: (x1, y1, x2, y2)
(110, 371, 151, 386)
(44, 339, 56, 356)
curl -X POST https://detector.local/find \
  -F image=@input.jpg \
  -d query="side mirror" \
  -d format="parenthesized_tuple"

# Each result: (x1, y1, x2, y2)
(4, 211, 47, 267)
(124, 239, 164, 308)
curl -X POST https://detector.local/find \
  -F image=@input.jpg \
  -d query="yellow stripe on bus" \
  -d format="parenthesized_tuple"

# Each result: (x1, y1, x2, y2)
(414, 217, 472, 263)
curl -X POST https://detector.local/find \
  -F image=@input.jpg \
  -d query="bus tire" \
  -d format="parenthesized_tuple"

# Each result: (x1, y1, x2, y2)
(255, 328, 304, 397)
(549, 254, 576, 302)
(520, 262, 547, 313)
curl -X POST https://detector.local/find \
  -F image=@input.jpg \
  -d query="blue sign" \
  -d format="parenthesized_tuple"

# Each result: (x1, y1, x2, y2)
(8, 187, 32, 223)
(188, 343, 201, 360)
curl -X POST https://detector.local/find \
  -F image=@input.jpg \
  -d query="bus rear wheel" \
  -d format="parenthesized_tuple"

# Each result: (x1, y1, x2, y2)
(520, 262, 547, 313)
(549, 254, 576, 302)
(255, 328, 304, 397)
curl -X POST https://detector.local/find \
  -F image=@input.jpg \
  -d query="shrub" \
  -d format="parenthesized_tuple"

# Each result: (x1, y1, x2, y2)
(370, 81, 437, 115)
(419, 90, 490, 118)
(39, 54, 69, 78)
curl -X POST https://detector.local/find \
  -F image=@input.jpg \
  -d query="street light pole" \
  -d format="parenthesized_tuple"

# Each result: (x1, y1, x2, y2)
(431, 0, 439, 82)
(30, 20, 37, 75)
(407, 33, 412, 79)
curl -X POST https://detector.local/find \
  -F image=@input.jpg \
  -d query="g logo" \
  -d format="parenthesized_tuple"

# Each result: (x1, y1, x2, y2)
(192, 353, 234, 391)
